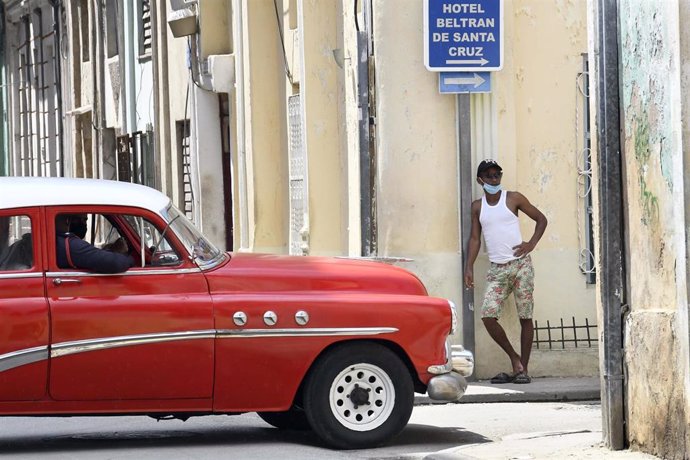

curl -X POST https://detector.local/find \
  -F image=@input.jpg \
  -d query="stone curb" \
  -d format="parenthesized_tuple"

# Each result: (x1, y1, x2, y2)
(414, 377, 601, 405)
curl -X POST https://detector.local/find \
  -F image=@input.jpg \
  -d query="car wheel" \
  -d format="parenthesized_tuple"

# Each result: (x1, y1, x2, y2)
(303, 342, 414, 449)
(257, 408, 311, 431)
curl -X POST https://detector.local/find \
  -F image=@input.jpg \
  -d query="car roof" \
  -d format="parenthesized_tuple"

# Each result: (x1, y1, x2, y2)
(0, 177, 171, 213)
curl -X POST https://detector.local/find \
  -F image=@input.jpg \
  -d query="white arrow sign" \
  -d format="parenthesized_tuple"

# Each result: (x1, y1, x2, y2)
(445, 58, 489, 66)
(444, 73, 486, 88)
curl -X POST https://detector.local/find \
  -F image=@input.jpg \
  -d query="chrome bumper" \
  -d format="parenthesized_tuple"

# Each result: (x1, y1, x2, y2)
(427, 371, 468, 401)
(451, 345, 474, 377)
(426, 342, 475, 402)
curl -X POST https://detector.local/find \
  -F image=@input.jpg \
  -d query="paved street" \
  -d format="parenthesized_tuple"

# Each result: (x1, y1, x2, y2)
(0, 399, 657, 459)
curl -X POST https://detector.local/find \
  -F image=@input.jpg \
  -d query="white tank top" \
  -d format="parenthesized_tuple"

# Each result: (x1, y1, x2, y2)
(479, 191, 523, 264)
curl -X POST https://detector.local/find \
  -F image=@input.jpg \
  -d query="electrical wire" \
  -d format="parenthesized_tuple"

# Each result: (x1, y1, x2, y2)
(273, 0, 294, 85)
(186, 37, 203, 89)
(355, 0, 360, 31)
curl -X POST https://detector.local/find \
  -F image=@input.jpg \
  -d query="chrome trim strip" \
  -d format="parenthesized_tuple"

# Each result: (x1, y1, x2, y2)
(51, 330, 217, 358)
(0, 272, 43, 280)
(1, 326, 399, 373)
(0, 346, 49, 372)
(46, 268, 202, 278)
(216, 327, 398, 338)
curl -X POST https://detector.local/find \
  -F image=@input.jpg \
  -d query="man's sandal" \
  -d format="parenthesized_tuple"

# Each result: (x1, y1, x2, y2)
(513, 372, 532, 384)
(490, 372, 515, 384)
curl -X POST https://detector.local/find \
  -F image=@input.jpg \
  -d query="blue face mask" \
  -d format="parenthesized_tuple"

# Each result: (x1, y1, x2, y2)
(482, 182, 502, 195)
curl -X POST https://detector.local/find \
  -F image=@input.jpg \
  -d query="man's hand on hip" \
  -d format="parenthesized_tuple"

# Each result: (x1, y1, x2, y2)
(512, 241, 535, 257)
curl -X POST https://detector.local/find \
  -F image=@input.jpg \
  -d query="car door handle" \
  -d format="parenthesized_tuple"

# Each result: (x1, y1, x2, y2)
(53, 278, 82, 286)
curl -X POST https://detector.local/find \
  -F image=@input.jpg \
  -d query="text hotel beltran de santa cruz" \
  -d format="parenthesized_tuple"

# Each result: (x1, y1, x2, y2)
(424, 0, 503, 72)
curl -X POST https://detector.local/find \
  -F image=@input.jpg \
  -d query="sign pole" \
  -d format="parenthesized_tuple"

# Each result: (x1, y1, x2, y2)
(457, 93, 475, 368)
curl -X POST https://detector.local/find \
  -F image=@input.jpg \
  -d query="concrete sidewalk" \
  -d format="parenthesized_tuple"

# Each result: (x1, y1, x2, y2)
(416, 376, 601, 405)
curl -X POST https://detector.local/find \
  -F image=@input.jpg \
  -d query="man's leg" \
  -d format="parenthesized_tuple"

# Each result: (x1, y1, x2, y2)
(481, 262, 523, 375)
(515, 256, 536, 376)
(482, 317, 524, 375)
(519, 318, 534, 374)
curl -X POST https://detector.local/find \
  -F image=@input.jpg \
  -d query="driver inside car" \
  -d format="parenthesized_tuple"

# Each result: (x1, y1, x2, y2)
(56, 214, 134, 274)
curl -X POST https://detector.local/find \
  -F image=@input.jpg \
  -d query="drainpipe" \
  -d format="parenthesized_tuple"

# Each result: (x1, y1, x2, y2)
(595, 0, 626, 450)
(0, 4, 6, 176)
(232, 0, 248, 250)
(358, 0, 375, 256)
(457, 94, 475, 370)
(49, 0, 64, 177)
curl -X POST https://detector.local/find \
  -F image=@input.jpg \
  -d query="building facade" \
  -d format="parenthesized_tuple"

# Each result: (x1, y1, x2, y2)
(2, 0, 689, 457)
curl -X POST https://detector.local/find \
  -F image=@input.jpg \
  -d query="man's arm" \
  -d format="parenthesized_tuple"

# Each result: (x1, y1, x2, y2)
(69, 238, 134, 274)
(464, 200, 482, 288)
(511, 192, 548, 257)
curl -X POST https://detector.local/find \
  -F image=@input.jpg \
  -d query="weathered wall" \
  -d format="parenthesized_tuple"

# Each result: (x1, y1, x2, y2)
(618, 0, 689, 457)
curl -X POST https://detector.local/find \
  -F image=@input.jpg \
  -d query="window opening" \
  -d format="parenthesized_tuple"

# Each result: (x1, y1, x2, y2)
(139, 0, 152, 59)
(116, 131, 155, 187)
(0, 215, 33, 271)
(56, 212, 182, 269)
(288, 94, 307, 255)
(12, 6, 62, 178)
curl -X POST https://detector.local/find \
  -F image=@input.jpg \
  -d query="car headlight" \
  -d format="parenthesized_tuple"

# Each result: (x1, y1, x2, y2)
(447, 299, 458, 335)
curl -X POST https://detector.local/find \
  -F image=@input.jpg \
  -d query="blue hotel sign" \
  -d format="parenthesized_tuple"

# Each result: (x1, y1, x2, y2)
(424, 0, 503, 72)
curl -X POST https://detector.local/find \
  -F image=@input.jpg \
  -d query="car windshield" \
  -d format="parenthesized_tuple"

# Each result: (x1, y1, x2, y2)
(161, 204, 224, 267)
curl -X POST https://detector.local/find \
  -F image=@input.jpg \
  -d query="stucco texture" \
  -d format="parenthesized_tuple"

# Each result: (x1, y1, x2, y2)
(618, 0, 689, 457)
(620, 0, 680, 311)
(624, 312, 688, 459)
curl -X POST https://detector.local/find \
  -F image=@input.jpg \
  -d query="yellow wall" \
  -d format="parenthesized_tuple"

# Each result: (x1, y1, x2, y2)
(242, 0, 289, 253)
(301, 0, 347, 255)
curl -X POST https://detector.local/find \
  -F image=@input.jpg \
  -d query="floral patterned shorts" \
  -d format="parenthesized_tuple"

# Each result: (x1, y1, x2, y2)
(481, 255, 534, 319)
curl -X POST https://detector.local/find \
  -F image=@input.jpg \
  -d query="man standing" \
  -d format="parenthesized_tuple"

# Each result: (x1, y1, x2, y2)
(464, 159, 547, 384)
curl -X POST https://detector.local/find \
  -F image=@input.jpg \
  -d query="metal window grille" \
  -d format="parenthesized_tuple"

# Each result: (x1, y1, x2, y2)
(139, 0, 152, 57)
(534, 317, 598, 349)
(116, 131, 155, 187)
(288, 95, 307, 255)
(576, 54, 596, 283)
(176, 119, 193, 220)
(12, 6, 61, 177)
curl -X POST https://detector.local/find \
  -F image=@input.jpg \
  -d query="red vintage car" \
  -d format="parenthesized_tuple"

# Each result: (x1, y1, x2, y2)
(0, 177, 473, 449)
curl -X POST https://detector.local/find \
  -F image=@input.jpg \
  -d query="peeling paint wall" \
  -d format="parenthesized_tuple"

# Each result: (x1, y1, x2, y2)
(617, 0, 690, 457)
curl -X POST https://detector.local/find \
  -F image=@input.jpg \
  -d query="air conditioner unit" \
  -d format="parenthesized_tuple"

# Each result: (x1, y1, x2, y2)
(168, 7, 197, 38)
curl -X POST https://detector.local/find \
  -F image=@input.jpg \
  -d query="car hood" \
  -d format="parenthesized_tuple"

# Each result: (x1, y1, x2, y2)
(204, 253, 428, 296)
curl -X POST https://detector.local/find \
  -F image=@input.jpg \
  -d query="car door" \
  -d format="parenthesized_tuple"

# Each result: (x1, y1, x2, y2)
(0, 208, 49, 401)
(45, 206, 214, 402)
